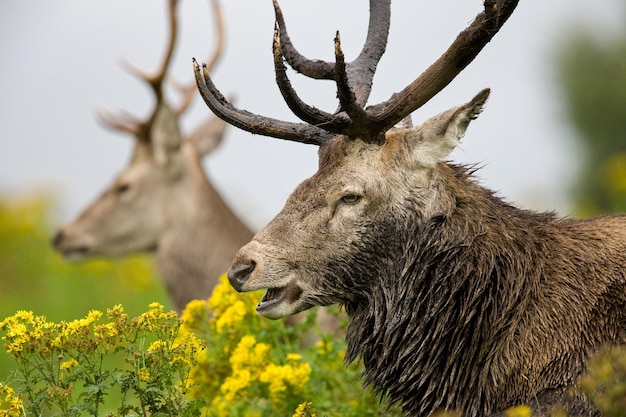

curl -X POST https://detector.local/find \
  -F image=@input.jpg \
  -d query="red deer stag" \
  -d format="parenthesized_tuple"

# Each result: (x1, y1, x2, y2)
(193, 0, 626, 416)
(53, 0, 253, 312)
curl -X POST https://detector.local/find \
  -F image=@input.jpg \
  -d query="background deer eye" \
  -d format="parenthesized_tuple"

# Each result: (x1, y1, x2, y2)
(114, 183, 130, 195)
(340, 194, 362, 205)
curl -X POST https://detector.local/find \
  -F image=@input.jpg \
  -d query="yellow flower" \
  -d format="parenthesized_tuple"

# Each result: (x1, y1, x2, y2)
(505, 405, 532, 417)
(148, 302, 163, 311)
(13, 310, 34, 323)
(94, 322, 118, 339)
(215, 300, 247, 333)
(180, 299, 209, 332)
(292, 402, 316, 417)
(259, 359, 311, 402)
(259, 364, 288, 395)
(314, 340, 332, 355)
(209, 396, 230, 417)
(135, 302, 175, 332)
(220, 369, 252, 403)
(286, 353, 302, 362)
(59, 358, 79, 371)
(0, 382, 23, 417)
(148, 340, 168, 353)
(137, 367, 151, 382)
(208, 275, 239, 314)
(107, 304, 126, 319)
(229, 335, 270, 372)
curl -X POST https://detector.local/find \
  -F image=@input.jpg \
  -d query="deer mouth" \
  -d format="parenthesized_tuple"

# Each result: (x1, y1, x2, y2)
(63, 247, 90, 259)
(256, 282, 304, 319)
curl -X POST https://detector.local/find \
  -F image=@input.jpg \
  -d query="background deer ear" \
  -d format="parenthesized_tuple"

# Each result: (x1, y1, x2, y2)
(150, 103, 183, 168)
(188, 116, 228, 157)
(390, 89, 490, 168)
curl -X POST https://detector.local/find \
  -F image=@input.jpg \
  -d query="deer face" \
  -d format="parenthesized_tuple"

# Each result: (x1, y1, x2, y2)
(54, 143, 172, 260)
(53, 101, 228, 261)
(228, 91, 488, 319)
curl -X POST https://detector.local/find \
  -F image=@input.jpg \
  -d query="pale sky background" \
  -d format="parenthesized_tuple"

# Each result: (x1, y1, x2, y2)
(1, 0, 624, 231)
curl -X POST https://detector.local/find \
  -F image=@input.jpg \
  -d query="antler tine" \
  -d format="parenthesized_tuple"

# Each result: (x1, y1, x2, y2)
(101, 0, 180, 139)
(272, 0, 335, 80)
(193, 59, 333, 145)
(272, 0, 390, 101)
(334, 32, 377, 141)
(364, 0, 519, 135)
(174, 0, 226, 116)
(96, 108, 143, 136)
(273, 24, 351, 133)
(147, 0, 179, 99)
(347, 0, 391, 106)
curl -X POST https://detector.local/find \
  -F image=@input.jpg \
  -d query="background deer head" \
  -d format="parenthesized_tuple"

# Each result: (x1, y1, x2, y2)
(53, 0, 253, 311)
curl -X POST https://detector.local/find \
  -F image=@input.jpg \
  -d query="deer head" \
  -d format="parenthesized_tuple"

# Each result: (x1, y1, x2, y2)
(193, 1, 626, 416)
(52, 0, 253, 310)
(193, 0, 517, 318)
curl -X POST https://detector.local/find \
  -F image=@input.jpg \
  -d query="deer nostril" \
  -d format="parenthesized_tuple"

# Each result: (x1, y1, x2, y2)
(52, 230, 64, 249)
(227, 260, 256, 292)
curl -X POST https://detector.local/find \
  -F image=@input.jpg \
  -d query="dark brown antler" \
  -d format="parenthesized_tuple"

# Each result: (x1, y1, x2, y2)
(194, 0, 518, 145)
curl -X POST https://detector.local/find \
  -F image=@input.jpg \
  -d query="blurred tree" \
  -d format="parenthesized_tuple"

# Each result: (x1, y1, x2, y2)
(555, 11, 626, 216)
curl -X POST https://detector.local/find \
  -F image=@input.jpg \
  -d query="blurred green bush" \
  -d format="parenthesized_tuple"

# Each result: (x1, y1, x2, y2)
(0, 193, 171, 381)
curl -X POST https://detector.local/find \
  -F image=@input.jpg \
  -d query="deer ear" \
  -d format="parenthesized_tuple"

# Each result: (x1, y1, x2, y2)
(188, 116, 228, 157)
(388, 89, 490, 168)
(150, 103, 183, 168)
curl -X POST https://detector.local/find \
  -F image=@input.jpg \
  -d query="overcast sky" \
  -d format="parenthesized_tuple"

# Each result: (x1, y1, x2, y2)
(1, 0, 623, 231)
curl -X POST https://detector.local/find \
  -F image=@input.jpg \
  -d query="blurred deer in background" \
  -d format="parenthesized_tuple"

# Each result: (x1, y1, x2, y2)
(194, 0, 626, 415)
(53, 0, 253, 312)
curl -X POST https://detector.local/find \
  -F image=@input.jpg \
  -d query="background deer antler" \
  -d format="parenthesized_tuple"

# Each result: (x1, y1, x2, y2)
(100, 0, 224, 140)
(194, 0, 518, 145)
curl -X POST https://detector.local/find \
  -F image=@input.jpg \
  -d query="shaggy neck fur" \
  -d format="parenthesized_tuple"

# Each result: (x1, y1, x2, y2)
(344, 164, 625, 417)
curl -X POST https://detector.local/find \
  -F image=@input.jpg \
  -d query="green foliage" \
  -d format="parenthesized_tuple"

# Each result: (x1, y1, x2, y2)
(0, 192, 401, 416)
(0, 278, 402, 417)
(0, 193, 171, 382)
(181, 275, 401, 417)
(0, 304, 203, 417)
(580, 345, 626, 417)
(555, 20, 626, 215)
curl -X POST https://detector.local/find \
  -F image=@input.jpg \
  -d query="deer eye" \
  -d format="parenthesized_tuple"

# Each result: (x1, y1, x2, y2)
(114, 183, 131, 195)
(340, 194, 362, 205)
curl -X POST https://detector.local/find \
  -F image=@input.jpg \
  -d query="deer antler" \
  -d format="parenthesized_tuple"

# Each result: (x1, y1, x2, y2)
(100, 0, 225, 140)
(194, 0, 518, 145)
(174, 0, 225, 116)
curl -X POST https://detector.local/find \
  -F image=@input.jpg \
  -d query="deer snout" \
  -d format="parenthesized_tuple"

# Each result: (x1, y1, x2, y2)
(227, 260, 256, 292)
(52, 230, 65, 249)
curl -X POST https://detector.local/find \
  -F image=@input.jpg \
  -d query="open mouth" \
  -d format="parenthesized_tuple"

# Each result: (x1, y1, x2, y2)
(61, 246, 90, 261)
(257, 287, 288, 313)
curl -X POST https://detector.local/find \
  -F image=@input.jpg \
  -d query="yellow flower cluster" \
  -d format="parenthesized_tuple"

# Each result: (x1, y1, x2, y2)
(135, 302, 178, 333)
(209, 334, 310, 414)
(259, 354, 312, 403)
(0, 383, 23, 417)
(181, 275, 317, 416)
(0, 310, 54, 354)
(221, 335, 270, 401)
(205, 274, 263, 335)
(292, 402, 316, 417)
(1, 302, 205, 416)
(59, 358, 78, 371)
